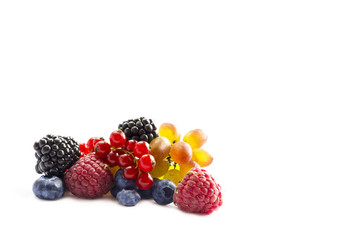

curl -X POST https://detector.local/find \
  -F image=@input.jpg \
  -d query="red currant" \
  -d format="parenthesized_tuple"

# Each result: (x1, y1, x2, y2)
(136, 172, 153, 190)
(123, 166, 139, 180)
(110, 130, 127, 148)
(105, 150, 120, 166)
(138, 154, 156, 172)
(124, 140, 137, 152)
(118, 153, 134, 168)
(79, 143, 90, 154)
(94, 140, 111, 158)
(133, 141, 150, 158)
(87, 137, 103, 152)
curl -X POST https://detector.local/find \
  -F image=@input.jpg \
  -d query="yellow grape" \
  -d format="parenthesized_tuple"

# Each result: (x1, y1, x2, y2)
(183, 129, 208, 149)
(191, 148, 213, 167)
(150, 137, 171, 161)
(170, 141, 192, 165)
(150, 158, 170, 178)
(158, 123, 181, 144)
(180, 160, 200, 177)
(163, 168, 183, 185)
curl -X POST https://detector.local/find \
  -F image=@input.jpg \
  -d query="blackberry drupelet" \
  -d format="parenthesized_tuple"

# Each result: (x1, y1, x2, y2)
(34, 134, 81, 178)
(118, 117, 159, 143)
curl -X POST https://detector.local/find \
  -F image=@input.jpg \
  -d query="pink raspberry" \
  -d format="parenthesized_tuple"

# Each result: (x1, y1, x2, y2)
(173, 168, 222, 214)
(64, 155, 114, 198)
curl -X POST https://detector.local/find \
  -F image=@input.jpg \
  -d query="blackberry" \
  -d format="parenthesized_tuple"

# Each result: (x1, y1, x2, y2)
(34, 134, 81, 178)
(118, 117, 159, 143)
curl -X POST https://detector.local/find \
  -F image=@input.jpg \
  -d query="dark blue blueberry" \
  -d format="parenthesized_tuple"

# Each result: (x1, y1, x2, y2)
(152, 179, 176, 205)
(137, 178, 159, 199)
(114, 169, 137, 190)
(32, 176, 65, 200)
(116, 190, 141, 206)
(111, 185, 121, 198)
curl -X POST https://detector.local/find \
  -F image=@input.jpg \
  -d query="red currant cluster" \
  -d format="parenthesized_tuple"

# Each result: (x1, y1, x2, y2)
(79, 130, 156, 190)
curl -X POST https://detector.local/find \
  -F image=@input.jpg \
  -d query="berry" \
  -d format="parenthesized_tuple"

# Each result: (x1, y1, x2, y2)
(110, 130, 127, 148)
(124, 140, 137, 152)
(34, 135, 81, 178)
(136, 172, 153, 190)
(116, 189, 141, 206)
(138, 154, 156, 173)
(137, 178, 159, 199)
(111, 185, 122, 198)
(64, 155, 114, 198)
(133, 141, 150, 158)
(94, 140, 111, 158)
(118, 117, 159, 143)
(123, 166, 138, 180)
(114, 169, 137, 190)
(117, 153, 134, 168)
(33, 176, 65, 200)
(79, 143, 90, 155)
(173, 168, 222, 214)
(87, 137, 103, 152)
(105, 149, 121, 166)
(152, 179, 176, 205)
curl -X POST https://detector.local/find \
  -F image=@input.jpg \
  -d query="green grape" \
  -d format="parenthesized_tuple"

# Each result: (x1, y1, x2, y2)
(150, 137, 171, 161)
(183, 129, 208, 149)
(192, 148, 213, 167)
(163, 168, 183, 185)
(150, 158, 170, 178)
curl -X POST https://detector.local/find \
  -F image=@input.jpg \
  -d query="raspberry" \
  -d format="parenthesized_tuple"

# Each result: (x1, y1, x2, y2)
(173, 168, 222, 214)
(64, 155, 114, 199)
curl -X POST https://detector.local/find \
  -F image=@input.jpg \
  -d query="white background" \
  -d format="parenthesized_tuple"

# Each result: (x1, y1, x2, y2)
(0, 1, 360, 239)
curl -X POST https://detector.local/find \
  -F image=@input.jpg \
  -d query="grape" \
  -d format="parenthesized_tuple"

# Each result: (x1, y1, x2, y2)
(183, 129, 208, 149)
(169, 141, 192, 165)
(180, 160, 200, 177)
(191, 148, 213, 167)
(150, 137, 171, 161)
(150, 158, 170, 178)
(163, 168, 182, 185)
(158, 123, 181, 144)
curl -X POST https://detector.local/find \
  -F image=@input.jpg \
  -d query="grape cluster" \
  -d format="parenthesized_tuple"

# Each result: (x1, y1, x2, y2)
(118, 117, 158, 143)
(34, 134, 81, 178)
(149, 123, 213, 185)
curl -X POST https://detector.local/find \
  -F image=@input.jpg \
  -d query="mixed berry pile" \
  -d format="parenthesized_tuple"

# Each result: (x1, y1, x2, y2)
(32, 117, 222, 214)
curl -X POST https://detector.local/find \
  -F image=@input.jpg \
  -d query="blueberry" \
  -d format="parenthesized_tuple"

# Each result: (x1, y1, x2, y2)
(114, 169, 137, 190)
(152, 179, 176, 205)
(116, 190, 141, 206)
(111, 185, 121, 198)
(137, 178, 159, 199)
(33, 176, 65, 200)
